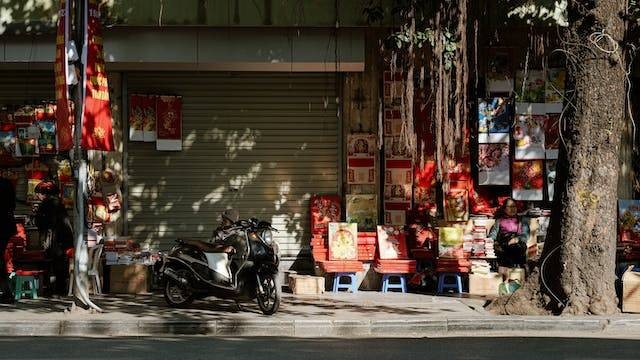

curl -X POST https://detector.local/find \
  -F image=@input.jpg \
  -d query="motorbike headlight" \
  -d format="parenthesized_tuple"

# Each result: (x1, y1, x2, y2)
(261, 229, 273, 245)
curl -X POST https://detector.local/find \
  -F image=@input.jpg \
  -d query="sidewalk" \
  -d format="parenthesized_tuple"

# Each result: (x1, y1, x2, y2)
(1, 292, 640, 337)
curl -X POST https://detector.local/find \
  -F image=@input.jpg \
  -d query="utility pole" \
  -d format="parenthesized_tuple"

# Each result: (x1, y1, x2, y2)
(71, 0, 100, 312)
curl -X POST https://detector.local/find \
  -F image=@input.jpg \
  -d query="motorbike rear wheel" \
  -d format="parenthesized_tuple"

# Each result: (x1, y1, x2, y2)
(164, 268, 194, 308)
(256, 274, 280, 315)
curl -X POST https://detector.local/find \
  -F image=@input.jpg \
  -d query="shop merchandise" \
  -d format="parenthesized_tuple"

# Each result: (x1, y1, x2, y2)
(377, 225, 409, 260)
(328, 223, 358, 261)
(310, 195, 341, 235)
(347, 133, 377, 184)
(516, 70, 545, 103)
(478, 97, 511, 143)
(478, 143, 510, 185)
(512, 160, 544, 201)
(486, 48, 514, 93)
(514, 114, 546, 160)
(346, 194, 378, 231)
(156, 95, 183, 151)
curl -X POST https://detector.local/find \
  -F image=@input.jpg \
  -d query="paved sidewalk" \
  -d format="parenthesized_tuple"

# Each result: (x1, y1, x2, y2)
(1, 292, 639, 337)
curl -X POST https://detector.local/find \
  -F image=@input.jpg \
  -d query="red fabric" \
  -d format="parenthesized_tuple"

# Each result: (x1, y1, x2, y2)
(54, 0, 73, 151)
(81, 0, 115, 151)
(15, 270, 45, 276)
(66, 248, 75, 259)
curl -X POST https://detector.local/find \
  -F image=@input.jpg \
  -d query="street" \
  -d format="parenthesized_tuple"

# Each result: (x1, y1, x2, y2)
(1, 336, 639, 360)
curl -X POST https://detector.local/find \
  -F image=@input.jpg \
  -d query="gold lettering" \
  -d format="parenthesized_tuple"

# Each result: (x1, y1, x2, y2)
(95, 63, 106, 73)
(90, 89, 110, 101)
(56, 35, 64, 43)
(90, 75, 108, 87)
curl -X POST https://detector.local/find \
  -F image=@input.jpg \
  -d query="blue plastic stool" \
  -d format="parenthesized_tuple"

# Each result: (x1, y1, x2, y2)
(13, 274, 39, 300)
(381, 274, 407, 293)
(437, 272, 462, 294)
(332, 272, 358, 293)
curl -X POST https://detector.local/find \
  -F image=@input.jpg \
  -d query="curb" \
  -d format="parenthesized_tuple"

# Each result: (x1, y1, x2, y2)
(0, 317, 638, 337)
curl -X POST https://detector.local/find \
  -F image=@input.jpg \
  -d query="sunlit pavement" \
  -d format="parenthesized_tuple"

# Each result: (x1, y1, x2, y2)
(1, 336, 639, 359)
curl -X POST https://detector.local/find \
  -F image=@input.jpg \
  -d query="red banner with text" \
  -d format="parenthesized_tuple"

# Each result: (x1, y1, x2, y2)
(81, 0, 114, 151)
(54, 0, 73, 151)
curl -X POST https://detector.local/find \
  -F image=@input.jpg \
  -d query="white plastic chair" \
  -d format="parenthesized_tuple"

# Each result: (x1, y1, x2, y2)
(88, 244, 104, 295)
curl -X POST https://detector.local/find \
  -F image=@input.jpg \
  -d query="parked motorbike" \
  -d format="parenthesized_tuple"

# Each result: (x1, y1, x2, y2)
(156, 218, 280, 315)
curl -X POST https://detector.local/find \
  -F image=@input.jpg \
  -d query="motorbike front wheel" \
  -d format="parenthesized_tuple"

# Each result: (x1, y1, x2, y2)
(256, 274, 280, 315)
(163, 268, 194, 308)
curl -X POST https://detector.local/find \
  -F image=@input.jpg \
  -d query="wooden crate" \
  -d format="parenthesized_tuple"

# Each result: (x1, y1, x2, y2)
(288, 274, 325, 295)
(469, 273, 502, 297)
(109, 264, 150, 294)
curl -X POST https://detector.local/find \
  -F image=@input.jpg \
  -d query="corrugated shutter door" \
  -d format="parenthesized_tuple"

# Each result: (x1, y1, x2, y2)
(126, 72, 339, 257)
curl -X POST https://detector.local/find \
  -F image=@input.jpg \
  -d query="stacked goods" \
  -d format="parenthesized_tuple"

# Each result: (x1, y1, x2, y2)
(485, 238, 496, 258)
(470, 260, 492, 275)
(436, 258, 471, 273)
(462, 234, 474, 257)
(319, 260, 364, 273)
(309, 195, 341, 263)
(357, 232, 377, 261)
(373, 259, 417, 274)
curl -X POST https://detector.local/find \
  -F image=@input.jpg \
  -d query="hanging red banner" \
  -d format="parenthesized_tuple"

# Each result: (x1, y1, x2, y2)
(54, 0, 73, 151)
(81, 0, 114, 151)
(156, 95, 183, 151)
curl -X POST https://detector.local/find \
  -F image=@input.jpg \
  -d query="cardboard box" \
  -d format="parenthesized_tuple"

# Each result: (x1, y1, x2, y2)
(623, 266, 640, 313)
(288, 274, 325, 295)
(469, 273, 502, 296)
(109, 264, 150, 294)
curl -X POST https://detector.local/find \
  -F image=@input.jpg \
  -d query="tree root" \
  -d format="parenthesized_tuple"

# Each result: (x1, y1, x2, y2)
(486, 269, 551, 316)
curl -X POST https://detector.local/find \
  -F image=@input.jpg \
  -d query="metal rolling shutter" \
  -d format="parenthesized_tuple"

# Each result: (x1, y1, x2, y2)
(126, 72, 339, 257)
(0, 71, 55, 214)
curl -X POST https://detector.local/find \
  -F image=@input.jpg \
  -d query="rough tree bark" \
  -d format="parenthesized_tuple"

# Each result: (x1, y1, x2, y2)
(489, 0, 626, 315)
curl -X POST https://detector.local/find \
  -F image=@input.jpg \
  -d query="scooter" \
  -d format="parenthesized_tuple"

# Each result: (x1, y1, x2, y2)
(156, 218, 280, 315)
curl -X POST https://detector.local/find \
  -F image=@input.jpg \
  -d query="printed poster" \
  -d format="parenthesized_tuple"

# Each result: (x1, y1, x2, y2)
(384, 210, 406, 226)
(310, 194, 341, 235)
(546, 68, 566, 112)
(383, 71, 403, 109)
(384, 109, 402, 136)
(545, 113, 560, 159)
(347, 133, 376, 185)
(346, 194, 378, 231)
(156, 95, 182, 151)
(478, 143, 510, 185)
(328, 222, 358, 261)
(384, 136, 410, 159)
(37, 120, 57, 154)
(129, 94, 157, 142)
(444, 189, 469, 222)
(15, 123, 39, 157)
(384, 160, 413, 185)
(478, 97, 511, 143)
(514, 114, 546, 160)
(619, 200, 640, 244)
(516, 70, 545, 103)
(384, 184, 412, 202)
(512, 160, 544, 201)
(377, 225, 409, 260)
(486, 48, 514, 93)
(546, 160, 557, 201)
(0, 123, 16, 163)
(439, 227, 464, 258)
(414, 160, 437, 212)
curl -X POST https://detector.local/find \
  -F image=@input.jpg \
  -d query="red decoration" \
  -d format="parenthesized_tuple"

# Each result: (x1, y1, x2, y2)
(55, 0, 73, 151)
(309, 195, 341, 235)
(81, 0, 115, 151)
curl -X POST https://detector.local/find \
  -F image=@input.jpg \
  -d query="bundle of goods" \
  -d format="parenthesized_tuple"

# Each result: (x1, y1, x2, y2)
(436, 258, 471, 273)
(311, 232, 328, 262)
(470, 260, 492, 275)
(357, 232, 377, 261)
(318, 260, 364, 273)
(373, 259, 417, 274)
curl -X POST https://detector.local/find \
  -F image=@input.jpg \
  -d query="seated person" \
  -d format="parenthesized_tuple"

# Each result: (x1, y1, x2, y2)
(488, 198, 529, 275)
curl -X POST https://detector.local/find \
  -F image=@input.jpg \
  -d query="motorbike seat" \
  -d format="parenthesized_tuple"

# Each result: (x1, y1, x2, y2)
(182, 239, 235, 254)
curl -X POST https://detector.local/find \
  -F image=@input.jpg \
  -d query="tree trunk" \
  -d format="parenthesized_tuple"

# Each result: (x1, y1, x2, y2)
(490, 0, 626, 315)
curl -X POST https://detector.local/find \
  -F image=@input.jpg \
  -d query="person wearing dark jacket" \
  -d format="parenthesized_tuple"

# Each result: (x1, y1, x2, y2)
(488, 198, 530, 270)
(0, 176, 17, 303)
(34, 181, 73, 296)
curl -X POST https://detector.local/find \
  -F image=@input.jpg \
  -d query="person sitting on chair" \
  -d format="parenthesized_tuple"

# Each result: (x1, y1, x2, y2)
(488, 198, 529, 276)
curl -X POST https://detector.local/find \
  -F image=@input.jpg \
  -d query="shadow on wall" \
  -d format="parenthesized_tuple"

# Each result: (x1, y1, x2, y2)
(126, 74, 339, 259)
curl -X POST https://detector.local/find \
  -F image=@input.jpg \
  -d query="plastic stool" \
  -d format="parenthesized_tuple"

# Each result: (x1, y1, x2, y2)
(332, 272, 358, 293)
(13, 271, 42, 300)
(437, 272, 462, 294)
(381, 274, 407, 293)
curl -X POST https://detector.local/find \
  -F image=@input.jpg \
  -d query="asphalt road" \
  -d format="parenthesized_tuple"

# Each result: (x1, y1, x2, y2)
(1, 336, 639, 360)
